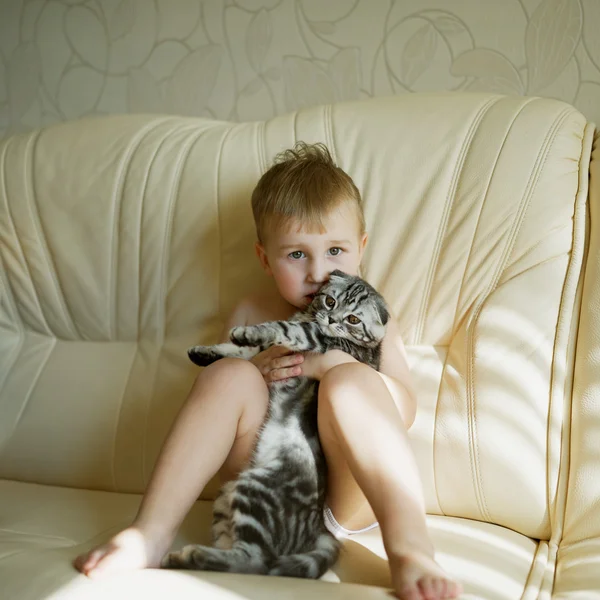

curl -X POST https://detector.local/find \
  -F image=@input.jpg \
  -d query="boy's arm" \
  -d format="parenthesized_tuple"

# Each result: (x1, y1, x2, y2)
(376, 319, 417, 428)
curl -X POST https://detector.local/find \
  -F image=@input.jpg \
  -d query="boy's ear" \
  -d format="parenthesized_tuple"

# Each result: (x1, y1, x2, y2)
(359, 232, 368, 257)
(255, 242, 272, 276)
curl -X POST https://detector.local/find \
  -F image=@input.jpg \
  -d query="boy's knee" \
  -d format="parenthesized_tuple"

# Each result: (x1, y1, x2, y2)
(203, 356, 259, 377)
(319, 362, 416, 431)
(191, 358, 265, 396)
(318, 362, 373, 414)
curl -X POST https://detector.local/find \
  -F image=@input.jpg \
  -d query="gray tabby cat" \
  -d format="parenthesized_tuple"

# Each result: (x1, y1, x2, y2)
(161, 270, 389, 579)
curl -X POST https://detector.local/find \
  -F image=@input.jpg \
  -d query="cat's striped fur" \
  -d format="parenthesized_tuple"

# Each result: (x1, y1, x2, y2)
(161, 270, 389, 579)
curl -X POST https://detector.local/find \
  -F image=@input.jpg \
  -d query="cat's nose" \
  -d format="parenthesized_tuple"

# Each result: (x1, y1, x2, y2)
(328, 316, 335, 324)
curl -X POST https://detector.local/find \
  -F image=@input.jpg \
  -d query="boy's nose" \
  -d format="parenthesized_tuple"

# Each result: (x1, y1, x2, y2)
(307, 260, 328, 284)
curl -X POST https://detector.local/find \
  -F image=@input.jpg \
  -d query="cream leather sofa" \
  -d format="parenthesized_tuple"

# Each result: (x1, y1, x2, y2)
(1, 93, 599, 600)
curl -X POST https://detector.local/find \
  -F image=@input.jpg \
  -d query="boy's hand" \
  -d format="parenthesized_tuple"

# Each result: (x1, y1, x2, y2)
(251, 346, 304, 383)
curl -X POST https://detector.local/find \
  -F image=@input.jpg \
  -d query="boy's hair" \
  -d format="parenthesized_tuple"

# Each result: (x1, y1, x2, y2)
(251, 141, 365, 244)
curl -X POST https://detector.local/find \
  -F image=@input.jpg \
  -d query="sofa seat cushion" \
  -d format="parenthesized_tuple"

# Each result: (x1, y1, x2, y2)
(1, 479, 539, 599)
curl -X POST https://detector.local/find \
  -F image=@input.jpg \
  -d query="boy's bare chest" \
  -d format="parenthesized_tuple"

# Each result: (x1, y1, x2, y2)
(244, 294, 297, 326)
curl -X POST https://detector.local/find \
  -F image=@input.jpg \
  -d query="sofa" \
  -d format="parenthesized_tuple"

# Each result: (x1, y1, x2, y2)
(0, 92, 598, 599)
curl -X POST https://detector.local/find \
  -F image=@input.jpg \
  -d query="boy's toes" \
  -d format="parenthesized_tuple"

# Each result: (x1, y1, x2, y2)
(417, 576, 439, 600)
(445, 579, 462, 598)
(422, 577, 462, 600)
(390, 552, 461, 600)
(396, 587, 421, 600)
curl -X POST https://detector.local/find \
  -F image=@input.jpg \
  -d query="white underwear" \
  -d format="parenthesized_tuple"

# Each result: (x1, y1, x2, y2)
(323, 505, 380, 539)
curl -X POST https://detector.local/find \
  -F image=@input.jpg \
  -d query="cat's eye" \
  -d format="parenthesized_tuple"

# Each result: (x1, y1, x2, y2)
(347, 315, 361, 324)
(325, 295, 336, 308)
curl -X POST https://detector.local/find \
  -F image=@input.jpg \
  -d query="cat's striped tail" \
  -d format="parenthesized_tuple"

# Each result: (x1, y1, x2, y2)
(268, 532, 340, 579)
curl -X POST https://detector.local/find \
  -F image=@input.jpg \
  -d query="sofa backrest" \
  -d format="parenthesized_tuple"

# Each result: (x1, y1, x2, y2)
(0, 94, 593, 542)
(563, 131, 600, 545)
(555, 128, 599, 594)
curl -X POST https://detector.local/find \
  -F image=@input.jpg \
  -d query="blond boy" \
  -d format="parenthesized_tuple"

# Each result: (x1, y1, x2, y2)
(74, 143, 461, 600)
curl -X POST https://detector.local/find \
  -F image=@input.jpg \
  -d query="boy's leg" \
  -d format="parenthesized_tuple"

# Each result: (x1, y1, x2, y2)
(73, 358, 269, 578)
(318, 362, 462, 600)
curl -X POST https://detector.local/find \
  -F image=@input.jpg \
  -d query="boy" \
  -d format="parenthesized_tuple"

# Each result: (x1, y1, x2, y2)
(74, 143, 461, 600)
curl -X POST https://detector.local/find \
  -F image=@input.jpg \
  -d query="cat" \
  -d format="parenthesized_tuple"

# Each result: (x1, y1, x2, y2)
(161, 270, 390, 579)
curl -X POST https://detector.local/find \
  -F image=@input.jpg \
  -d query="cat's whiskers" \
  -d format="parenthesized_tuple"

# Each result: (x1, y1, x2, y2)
(316, 315, 329, 327)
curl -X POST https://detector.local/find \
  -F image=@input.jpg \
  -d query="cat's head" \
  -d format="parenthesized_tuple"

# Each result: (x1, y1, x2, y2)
(308, 270, 389, 346)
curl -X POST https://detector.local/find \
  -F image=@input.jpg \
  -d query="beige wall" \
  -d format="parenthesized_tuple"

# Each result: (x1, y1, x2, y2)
(1, 0, 599, 138)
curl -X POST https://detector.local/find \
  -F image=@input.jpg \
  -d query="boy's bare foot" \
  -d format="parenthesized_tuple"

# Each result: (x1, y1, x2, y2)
(73, 526, 173, 579)
(390, 551, 462, 600)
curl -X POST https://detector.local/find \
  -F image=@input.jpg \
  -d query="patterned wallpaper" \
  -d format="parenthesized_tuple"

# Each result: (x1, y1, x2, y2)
(1, 0, 599, 139)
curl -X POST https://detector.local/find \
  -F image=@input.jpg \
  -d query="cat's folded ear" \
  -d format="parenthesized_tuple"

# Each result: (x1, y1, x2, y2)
(375, 298, 390, 326)
(328, 269, 349, 280)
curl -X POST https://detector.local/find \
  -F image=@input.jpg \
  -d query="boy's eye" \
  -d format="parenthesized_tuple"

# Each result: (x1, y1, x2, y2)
(289, 251, 304, 259)
(346, 314, 361, 324)
(325, 295, 336, 308)
(329, 247, 342, 256)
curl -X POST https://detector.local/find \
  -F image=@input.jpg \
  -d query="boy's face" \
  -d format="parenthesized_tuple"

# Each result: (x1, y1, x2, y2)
(255, 202, 368, 309)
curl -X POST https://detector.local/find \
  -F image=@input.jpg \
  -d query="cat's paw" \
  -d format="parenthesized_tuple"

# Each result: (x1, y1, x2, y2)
(187, 345, 223, 367)
(229, 326, 256, 346)
(160, 552, 177, 569)
(162, 545, 224, 571)
(230, 325, 277, 347)
(161, 547, 195, 569)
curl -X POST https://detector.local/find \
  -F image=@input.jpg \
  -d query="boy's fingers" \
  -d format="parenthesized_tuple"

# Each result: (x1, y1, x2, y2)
(271, 355, 303, 370)
(270, 366, 301, 382)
